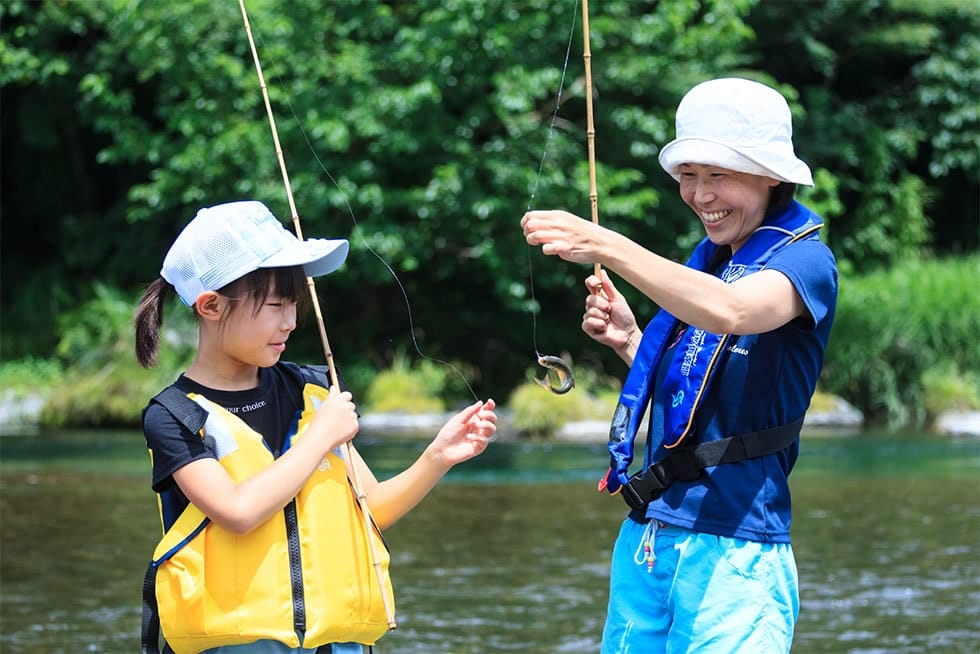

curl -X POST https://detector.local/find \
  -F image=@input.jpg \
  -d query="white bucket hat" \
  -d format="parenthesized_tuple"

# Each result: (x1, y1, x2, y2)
(658, 78, 813, 186)
(161, 200, 349, 306)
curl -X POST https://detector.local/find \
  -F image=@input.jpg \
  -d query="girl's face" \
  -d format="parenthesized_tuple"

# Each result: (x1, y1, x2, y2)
(220, 293, 298, 369)
(677, 164, 780, 252)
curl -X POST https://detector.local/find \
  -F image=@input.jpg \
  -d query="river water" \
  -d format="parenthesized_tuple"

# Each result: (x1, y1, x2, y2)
(1, 428, 977, 653)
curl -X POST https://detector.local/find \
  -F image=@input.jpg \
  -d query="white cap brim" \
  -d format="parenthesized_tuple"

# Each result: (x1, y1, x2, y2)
(659, 138, 813, 186)
(260, 238, 350, 277)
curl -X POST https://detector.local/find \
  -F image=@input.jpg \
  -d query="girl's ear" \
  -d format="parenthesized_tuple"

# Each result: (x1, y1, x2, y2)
(194, 291, 225, 321)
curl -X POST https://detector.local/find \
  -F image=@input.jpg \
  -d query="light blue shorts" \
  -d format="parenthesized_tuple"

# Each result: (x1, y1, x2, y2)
(204, 643, 368, 654)
(601, 517, 798, 654)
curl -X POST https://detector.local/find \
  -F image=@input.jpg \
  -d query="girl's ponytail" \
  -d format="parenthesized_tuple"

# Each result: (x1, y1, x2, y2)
(134, 278, 172, 368)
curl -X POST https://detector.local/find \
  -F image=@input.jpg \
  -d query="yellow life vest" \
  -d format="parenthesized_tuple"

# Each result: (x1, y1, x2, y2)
(149, 380, 394, 654)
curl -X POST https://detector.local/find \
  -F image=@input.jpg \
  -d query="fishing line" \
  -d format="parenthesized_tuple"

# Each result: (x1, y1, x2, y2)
(296, 121, 478, 401)
(248, 27, 479, 401)
(249, 3, 581, 399)
(524, 0, 580, 394)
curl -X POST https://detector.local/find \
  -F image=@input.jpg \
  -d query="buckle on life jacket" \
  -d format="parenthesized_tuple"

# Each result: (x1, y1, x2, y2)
(620, 453, 701, 511)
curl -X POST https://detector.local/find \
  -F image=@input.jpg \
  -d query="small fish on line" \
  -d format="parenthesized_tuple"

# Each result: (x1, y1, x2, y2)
(535, 355, 575, 395)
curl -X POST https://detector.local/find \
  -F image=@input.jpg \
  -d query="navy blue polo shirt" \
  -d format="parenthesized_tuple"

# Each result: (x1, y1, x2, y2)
(645, 238, 838, 543)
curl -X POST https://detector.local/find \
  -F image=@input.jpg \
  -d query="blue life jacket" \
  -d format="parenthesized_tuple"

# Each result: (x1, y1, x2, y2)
(602, 201, 823, 497)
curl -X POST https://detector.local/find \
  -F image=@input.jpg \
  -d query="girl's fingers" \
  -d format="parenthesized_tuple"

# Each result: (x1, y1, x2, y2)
(455, 400, 493, 429)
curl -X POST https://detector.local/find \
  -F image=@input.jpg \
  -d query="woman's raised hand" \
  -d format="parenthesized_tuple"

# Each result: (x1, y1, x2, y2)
(521, 210, 605, 264)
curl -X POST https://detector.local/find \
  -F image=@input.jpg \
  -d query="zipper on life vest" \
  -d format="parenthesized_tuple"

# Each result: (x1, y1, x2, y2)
(284, 498, 306, 642)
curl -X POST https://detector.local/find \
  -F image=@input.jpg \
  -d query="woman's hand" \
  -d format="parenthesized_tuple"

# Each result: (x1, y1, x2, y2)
(583, 269, 640, 364)
(521, 210, 607, 264)
(428, 399, 497, 468)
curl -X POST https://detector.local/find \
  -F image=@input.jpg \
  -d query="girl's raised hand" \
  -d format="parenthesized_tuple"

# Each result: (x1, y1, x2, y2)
(429, 399, 497, 467)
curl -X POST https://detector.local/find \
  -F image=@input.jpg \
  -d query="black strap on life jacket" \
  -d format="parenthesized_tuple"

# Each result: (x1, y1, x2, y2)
(142, 560, 175, 654)
(618, 416, 804, 512)
(141, 385, 206, 654)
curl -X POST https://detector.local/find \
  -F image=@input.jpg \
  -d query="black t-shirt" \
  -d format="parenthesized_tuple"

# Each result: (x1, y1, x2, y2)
(142, 362, 331, 499)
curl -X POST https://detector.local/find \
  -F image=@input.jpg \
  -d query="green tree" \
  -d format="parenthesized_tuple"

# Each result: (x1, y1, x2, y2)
(1, 0, 759, 393)
(2, 0, 977, 406)
(746, 0, 980, 271)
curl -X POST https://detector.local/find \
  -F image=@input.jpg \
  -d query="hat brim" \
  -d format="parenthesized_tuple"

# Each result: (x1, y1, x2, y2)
(260, 238, 350, 277)
(658, 138, 813, 186)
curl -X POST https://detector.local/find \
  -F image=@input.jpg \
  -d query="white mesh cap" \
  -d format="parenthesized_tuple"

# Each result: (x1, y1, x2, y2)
(658, 78, 813, 186)
(161, 200, 349, 306)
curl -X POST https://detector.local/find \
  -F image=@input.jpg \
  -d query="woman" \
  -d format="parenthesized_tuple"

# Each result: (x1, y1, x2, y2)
(522, 78, 838, 653)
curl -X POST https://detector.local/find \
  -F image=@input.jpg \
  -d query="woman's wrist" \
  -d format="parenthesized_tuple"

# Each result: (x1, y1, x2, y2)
(616, 327, 638, 363)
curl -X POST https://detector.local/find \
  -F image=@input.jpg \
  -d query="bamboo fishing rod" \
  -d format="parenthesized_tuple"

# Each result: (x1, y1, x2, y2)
(237, 0, 396, 630)
(531, 0, 601, 395)
(581, 0, 601, 281)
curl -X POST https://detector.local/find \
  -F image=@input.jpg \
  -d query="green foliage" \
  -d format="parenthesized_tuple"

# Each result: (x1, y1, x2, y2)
(39, 357, 176, 429)
(822, 255, 980, 426)
(922, 364, 980, 418)
(0, 357, 64, 396)
(1, 0, 977, 405)
(33, 285, 194, 428)
(362, 352, 448, 414)
(807, 388, 839, 415)
(0, 0, 777, 389)
(53, 283, 196, 374)
(508, 380, 587, 438)
(747, 0, 979, 268)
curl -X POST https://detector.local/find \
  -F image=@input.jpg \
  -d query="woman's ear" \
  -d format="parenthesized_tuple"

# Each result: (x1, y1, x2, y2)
(194, 291, 225, 321)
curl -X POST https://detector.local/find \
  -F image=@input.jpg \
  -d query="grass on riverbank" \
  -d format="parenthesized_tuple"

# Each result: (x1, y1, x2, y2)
(821, 254, 980, 426)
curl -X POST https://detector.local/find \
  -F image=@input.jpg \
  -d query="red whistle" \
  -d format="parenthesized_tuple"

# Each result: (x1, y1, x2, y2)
(597, 468, 611, 492)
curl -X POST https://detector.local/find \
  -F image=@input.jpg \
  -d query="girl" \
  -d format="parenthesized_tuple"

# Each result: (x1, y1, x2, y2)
(522, 78, 838, 653)
(135, 200, 497, 654)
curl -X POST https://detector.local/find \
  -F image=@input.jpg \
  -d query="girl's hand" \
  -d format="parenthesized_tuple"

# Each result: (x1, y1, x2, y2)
(311, 390, 359, 453)
(429, 399, 497, 467)
(583, 269, 639, 362)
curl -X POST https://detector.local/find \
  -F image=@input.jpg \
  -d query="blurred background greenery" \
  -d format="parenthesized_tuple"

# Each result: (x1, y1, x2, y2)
(1, 0, 977, 430)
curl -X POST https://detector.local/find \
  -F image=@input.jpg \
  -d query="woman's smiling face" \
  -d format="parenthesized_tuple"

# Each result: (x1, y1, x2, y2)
(677, 163, 781, 252)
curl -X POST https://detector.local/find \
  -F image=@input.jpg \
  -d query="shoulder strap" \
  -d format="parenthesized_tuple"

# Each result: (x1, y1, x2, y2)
(279, 361, 343, 391)
(298, 363, 330, 386)
(618, 416, 804, 512)
(151, 385, 208, 434)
